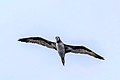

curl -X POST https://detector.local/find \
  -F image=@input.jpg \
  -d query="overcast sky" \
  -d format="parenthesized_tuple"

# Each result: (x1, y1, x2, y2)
(0, 0, 120, 80)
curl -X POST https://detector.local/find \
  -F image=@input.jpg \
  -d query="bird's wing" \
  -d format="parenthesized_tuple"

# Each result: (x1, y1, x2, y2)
(18, 37, 57, 50)
(64, 44, 104, 60)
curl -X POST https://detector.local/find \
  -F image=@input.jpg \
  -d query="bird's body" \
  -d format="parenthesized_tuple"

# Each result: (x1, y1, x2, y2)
(18, 36, 105, 66)
(56, 40, 65, 65)
(56, 42, 65, 57)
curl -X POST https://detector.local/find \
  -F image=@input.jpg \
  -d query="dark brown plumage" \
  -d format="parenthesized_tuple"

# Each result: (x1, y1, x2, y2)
(18, 36, 105, 65)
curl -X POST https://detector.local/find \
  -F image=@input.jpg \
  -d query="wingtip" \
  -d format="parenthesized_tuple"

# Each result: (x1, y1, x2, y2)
(18, 38, 28, 42)
(93, 53, 105, 60)
(101, 57, 105, 60)
(97, 55, 105, 60)
(18, 38, 23, 42)
(99, 57, 105, 60)
(18, 39, 21, 41)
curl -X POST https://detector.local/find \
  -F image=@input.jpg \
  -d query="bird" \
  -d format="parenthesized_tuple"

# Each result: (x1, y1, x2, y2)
(18, 36, 105, 66)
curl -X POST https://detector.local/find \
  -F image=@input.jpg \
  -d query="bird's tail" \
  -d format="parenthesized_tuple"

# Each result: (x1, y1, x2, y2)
(61, 57, 65, 66)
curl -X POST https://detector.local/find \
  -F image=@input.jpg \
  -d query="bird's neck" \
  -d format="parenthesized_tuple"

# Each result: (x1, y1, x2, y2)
(56, 39, 62, 43)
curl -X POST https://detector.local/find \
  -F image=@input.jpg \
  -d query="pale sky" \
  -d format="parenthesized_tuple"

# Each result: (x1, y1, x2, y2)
(0, 0, 120, 80)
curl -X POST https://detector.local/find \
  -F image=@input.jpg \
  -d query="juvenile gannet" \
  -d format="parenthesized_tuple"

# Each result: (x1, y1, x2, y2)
(18, 36, 104, 66)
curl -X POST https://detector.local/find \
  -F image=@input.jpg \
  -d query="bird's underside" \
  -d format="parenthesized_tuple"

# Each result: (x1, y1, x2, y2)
(18, 36, 105, 65)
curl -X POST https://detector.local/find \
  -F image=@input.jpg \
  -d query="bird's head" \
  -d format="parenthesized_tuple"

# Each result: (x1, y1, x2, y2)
(55, 36, 61, 43)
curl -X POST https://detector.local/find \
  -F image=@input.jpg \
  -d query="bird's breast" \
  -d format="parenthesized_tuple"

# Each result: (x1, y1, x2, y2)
(56, 43, 65, 53)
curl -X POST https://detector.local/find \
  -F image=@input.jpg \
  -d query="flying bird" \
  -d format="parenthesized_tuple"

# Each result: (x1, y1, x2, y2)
(18, 36, 104, 66)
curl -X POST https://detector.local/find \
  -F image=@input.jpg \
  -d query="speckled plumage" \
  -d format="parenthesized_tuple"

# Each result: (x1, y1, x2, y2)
(18, 36, 105, 66)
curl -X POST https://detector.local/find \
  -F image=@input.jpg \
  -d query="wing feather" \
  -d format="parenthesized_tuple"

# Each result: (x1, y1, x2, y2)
(18, 37, 56, 50)
(65, 44, 104, 60)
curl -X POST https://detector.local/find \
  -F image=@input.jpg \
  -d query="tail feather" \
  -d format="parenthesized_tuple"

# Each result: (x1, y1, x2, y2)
(61, 57, 65, 66)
